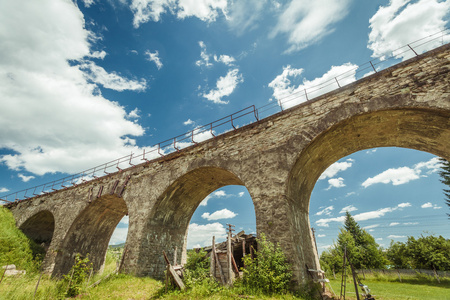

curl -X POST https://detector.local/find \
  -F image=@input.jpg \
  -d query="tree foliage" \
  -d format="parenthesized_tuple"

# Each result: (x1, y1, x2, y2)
(438, 157, 450, 218)
(320, 212, 386, 272)
(241, 233, 292, 295)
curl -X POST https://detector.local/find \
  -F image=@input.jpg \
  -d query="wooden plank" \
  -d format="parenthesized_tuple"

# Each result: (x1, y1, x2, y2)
(214, 249, 225, 285)
(168, 265, 185, 291)
(231, 253, 240, 276)
(210, 236, 215, 277)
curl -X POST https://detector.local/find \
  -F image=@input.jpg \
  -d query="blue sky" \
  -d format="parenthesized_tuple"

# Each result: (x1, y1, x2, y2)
(0, 0, 449, 252)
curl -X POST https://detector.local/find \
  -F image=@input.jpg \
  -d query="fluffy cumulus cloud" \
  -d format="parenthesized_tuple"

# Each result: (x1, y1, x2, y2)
(421, 202, 442, 209)
(316, 203, 411, 227)
(320, 159, 354, 180)
(145, 50, 163, 70)
(199, 189, 227, 206)
(268, 63, 358, 110)
(362, 157, 442, 188)
(340, 205, 358, 214)
(202, 69, 243, 104)
(368, 0, 450, 60)
(187, 222, 227, 248)
(270, 0, 352, 53)
(202, 208, 237, 220)
(130, 0, 228, 28)
(327, 177, 345, 190)
(0, 188, 9, 194)
(0, 0, 147, 175)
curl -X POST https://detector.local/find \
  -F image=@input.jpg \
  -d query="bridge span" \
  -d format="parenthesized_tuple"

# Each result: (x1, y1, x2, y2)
(4, 44, 450, 286)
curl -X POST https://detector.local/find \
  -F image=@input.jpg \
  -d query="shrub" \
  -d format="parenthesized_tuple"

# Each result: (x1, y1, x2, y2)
(63, 253, 93, 297)
(240, 233, 292, 295)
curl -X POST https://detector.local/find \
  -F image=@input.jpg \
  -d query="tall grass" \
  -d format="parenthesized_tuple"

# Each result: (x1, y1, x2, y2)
(0, 207, 44, 272)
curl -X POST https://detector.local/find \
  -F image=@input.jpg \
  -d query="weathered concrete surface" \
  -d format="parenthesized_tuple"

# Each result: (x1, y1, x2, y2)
(7, 44, 450, 286)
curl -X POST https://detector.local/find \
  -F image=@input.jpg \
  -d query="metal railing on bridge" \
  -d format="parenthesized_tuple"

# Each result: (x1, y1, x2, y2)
(1, 29, 449, 203)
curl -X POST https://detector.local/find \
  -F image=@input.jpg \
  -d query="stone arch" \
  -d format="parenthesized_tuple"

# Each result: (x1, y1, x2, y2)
(19, 210, 55, 252)
(286, 107, 450, 275)
(137, 166, 247, 278)
(52, 194, 128, 276)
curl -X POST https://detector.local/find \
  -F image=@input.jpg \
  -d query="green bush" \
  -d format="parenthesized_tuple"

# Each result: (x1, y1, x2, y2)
(240, 233, 292, 295)
(63, 253, 93, 297)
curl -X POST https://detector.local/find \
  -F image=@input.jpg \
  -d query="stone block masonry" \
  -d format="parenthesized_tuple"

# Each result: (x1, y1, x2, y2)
(7, 44, 450, 287)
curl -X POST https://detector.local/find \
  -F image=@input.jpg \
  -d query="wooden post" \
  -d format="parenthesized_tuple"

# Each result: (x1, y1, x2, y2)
(214, 249, 225, 285)
(173, 246, 177, 266)
(242, 239, 246, 268)
(210, 236, 215, 277)
(33, 272, 43, 299)
(226, 224, 235, 285)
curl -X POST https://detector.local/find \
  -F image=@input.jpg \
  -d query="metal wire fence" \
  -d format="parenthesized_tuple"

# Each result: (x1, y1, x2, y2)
(1, 29, 449, 203)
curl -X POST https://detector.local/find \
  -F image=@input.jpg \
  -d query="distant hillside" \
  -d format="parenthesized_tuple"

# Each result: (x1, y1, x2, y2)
(109, 242, 125, 249)
(0, 207, 44, 272)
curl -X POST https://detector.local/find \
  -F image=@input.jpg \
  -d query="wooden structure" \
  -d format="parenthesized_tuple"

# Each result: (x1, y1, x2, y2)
(198, 230, 257, 285)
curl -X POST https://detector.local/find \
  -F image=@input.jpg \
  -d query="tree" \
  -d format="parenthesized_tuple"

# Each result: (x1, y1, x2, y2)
(386, 240, 410, 269)
(406, 235, 450, 271)
(438, 158, 450, 218)
(320, 213, 386, 272)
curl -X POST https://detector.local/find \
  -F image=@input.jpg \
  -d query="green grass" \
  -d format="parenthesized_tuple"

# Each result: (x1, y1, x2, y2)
(326, 272, 450, 300)
(1, 206, 449, 299)
(0, 207, 44, 272)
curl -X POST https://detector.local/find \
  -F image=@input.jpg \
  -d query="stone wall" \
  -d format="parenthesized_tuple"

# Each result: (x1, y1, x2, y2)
(7, 44, 450, 286)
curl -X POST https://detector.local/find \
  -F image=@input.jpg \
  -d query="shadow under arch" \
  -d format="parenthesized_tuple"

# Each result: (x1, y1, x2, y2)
(138, 166, 246, 278)
(20, 210, 55, 252)
(286, 107, 450, 274)
(52, 194, 128, 277)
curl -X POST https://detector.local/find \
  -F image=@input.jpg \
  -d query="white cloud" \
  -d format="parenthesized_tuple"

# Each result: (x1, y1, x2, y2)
(316, 206, 334, 216)
(389, 222, 400, 226)
(345, 192, 356, 197)
(366, 149, 377, 154)
(199, 189, 228, 206)
(376, 238, 383, 241)
(364, 224, 380, 229)
(187, 222, 226, 248)
(388, 235, 406, 239)
(183, 119, 194, 126)
(214, 54, 235, 66)
(0, 0, 147, 176)
(238, 192, 244, 197)
(80, 61, 147, 91)
(18, 174, 35, 182)
(227, 0, 267, 34)
(368, 0, 450, 60)
(129, 0, 228, 28)
(268, 63, 357, 110)
(82, 0, 95, 7)
(320, 159, 354, 180)
(317, 234, 326, 238)
(326, 177, 345, 190)
(202, 208, 237, 221)
(109, 227, 128, 245)
(0, 188, 9, 193)
(202, 69, 243, 104)
(196, 41, 213, 67)
(421, 202, 433, 208)
(362, 167, 419, 188)
(119, 215, 129, 225)
(316, 203, 410, 227)
(128, 108, 141, 119)
(199, 195, 212, 207)
(145, 50, 163, 70)
(421, 202, 442, 209)
(270, 0, 352, 53)
(362, 157, 442, 188)
(339, 205, 358, 214)
(414, 157, 442, 175)
(403, 222, 418, 225)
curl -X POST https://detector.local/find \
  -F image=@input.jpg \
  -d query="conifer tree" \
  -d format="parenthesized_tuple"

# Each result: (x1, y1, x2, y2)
(438, 158, 450, 218)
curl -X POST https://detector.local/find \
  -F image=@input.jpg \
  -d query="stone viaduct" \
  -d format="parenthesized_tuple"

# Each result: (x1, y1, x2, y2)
(5, 44, 450, 287)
